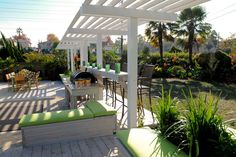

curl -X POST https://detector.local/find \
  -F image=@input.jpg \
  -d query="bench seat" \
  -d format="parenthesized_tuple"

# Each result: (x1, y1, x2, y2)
(19, 108, 93, 127)
(116, 128, 188, 157)
(20, 100, 117, 147)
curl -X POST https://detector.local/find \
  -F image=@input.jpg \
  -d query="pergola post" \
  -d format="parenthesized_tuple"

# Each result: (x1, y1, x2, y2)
(127, 17, 138, 128)
(79, 43, 83, 68)
(70, 49, 75, 72)
(67, 49, 70, 70)
(83, 41, 88, 64)
(96, 34, 103, 67)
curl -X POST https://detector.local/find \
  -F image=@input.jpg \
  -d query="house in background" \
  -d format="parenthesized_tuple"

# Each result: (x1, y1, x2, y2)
(13, 35, 31, 49)
(38, 41, 53, 53)
(103, 36, 114, 51)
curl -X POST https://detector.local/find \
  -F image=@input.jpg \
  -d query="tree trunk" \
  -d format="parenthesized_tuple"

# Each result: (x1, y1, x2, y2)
(188, 23, 194, 65)
(158, 23, 164, 67)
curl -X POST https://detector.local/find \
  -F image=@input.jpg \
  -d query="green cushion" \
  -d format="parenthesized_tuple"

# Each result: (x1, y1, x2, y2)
(85, 100, 117, 117)
(116, 128, 188, 157)
(19, 108, 93, 127)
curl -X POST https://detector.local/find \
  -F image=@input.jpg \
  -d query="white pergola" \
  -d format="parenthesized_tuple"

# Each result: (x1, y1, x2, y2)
(57, 0, 210, 128)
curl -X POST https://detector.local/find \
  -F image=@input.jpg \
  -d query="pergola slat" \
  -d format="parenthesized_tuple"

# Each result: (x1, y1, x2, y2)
(139, 0, 164, 10)
(150, 0, 180, 11)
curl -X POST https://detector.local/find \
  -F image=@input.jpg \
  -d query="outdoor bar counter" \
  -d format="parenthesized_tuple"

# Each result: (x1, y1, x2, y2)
(60, 75, 103, 109)
(85, 66, 128, 88)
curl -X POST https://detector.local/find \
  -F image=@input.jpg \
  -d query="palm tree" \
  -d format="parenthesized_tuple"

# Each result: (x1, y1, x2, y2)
(16, 28, 23, 37)
(145, 22, 174, 66)
(171, 6, 211, 64)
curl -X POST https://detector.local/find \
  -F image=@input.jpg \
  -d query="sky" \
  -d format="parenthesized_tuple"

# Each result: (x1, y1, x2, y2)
(0, 0, 236, 47)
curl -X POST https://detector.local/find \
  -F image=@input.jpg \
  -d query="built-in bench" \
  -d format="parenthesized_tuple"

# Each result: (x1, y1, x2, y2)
(19, 100, 116, 147)
(115, 128, 188, 157)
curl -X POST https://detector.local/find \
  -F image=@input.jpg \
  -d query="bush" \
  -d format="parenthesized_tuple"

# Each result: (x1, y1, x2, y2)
(103, 50, 120, 65)
(183, 92, 236, 157)
(24, 51, 67, 80)
(154, 87, 187, 151)
(196, 51, 232, 81)
(167, 65, 187, 79)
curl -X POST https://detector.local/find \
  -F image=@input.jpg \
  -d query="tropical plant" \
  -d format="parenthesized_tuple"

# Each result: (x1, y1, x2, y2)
(155, 87, 187, 151)
(103, 50, 120, 64)
(145, 21, 174, 66)
(171, 6, 211, 64)
(183, 92, 236, 157)
(1, 32, 25, 62)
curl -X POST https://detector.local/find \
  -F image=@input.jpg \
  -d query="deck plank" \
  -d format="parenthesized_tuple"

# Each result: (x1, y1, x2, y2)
(93, 137, 110, 156)
(61, 142, 73, 157)
(77, 140, 91, 157)
(101, 136, 119, 157)
(69, 141, 81, 157)
(85, 138, 103, 157)
(21, 147, 32, 157)
(10, 147, 22, 157)
(51, 143, 62, 157)
(41, 144, 51, 157)
(31, 146, 42, 157)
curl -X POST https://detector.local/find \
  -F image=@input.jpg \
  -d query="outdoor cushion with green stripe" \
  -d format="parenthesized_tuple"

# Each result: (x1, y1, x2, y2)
(116, 128, 188, 157)
(85, 100, 117, 117)
(19, 108, 93, 127)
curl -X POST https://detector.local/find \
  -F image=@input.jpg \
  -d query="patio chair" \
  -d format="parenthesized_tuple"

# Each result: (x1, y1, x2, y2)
(5, 73, 13, 91)
(121, 63, 127, 72)
(121, 63, 143, 75)
(138, 64, 155, 119)
(14, 74, 26, 91)
(30, 71, 40, 89)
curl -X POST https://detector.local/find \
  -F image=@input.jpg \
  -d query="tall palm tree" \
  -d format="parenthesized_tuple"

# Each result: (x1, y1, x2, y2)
(16, 28, 23, 37)
(145, 22, 173, 66)
(171, 6, 211, 64)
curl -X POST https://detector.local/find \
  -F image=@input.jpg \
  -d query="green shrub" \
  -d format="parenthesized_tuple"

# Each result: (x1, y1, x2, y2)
(195, 51, 232, 81)
(24, 51, 67, 80)
(167, 65, 187, 79)
(184, 92, 236, 157)
(103, 50, 120, 64)
(155, 87, 187, 152)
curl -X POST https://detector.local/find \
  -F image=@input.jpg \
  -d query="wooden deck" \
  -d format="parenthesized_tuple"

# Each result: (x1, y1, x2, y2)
(2, 135, 122, 157)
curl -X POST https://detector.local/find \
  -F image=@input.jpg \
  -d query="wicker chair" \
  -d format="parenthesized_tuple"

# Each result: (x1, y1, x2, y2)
(5, 74, 13, 91)
(14, 74, 26, 91)
(30, 71, 40, 89)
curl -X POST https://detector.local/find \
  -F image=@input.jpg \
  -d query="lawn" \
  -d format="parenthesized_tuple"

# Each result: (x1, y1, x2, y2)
(145, 78, 236, 129)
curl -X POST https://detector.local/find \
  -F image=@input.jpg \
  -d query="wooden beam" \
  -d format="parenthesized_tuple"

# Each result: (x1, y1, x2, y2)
(67, 28, 128, 35)
(80, 4, 177, 22)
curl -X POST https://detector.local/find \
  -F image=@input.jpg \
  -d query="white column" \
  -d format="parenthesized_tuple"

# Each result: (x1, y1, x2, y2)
(96, 34, 103, 67)
(80, 42, 84, 67)
(80, 41, 88, 67)
(67, 49, 70, 70)
(83, 41, 88, 63)
(79, 43, 83, 68)
(127, 17, 138, 128)
(70, 48, 75, 72)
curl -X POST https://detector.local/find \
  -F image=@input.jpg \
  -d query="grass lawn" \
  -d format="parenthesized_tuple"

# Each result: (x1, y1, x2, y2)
(142, 78, 236, 129)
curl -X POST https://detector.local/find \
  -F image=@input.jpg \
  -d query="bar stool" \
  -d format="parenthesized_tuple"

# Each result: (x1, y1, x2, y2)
(104, 63, 116, 107)
(119, 64, 146, 121)
(137, 65, 155, 120)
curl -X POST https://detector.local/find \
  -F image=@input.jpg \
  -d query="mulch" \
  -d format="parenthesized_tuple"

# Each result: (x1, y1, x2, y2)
(0, 100, 43, 132)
